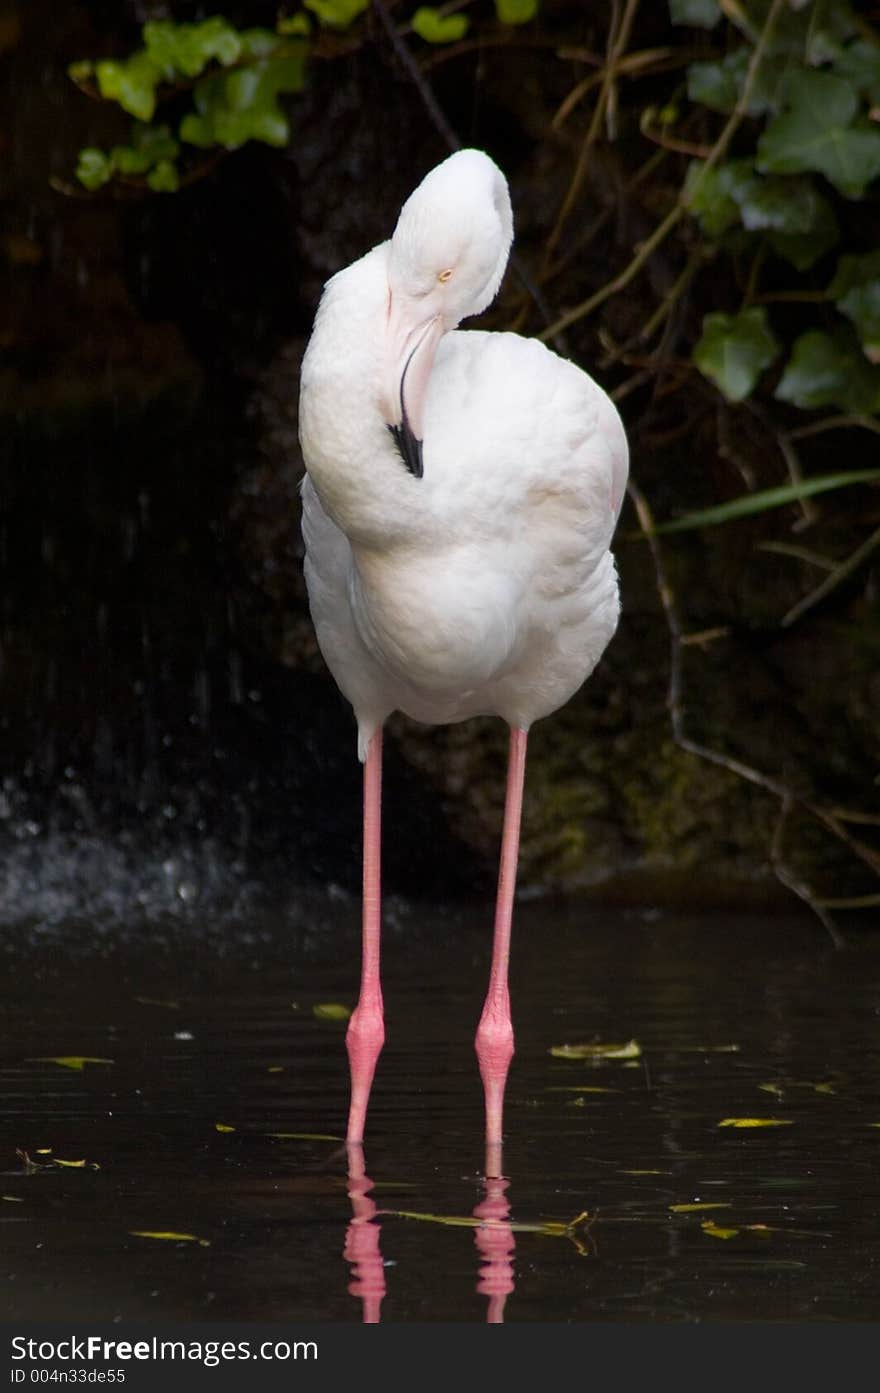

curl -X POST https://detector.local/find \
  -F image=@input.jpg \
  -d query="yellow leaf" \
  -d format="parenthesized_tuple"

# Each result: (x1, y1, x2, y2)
(813, 1082, 836, 1095)
(550, 1039, 641, 1060)
(35, 1148, 52, 1155)
(265, 1131, 343, 1142)
(313, 1003, 352, 1023)
(267, 1066, 284, 1073)
(744, 1223, 774, 1234)
(28, 1056, 114, 1071)
(54, 1158, 87, 1168)
(717, 1117, 793, 1128)
(669, 1202, 732, 1213)
(214, 1123, 236, 1133)
(621, 1169, 666, 1175)
(130, 1230, 210, 1246)
(546, 1086, 618, 1093)
(758, 1083, 784, 1097)
(701, 1220, 739, 1239)
(2, 1195, 24, 1203)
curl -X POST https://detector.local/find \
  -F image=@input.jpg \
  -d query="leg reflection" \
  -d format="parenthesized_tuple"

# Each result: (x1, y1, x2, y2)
(473, 1149, 515, 1324)
(344, 1143, 385, 1323)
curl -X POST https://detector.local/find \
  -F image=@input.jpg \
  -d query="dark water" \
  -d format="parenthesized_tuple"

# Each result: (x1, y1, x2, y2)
(3, 903, 880, 1323)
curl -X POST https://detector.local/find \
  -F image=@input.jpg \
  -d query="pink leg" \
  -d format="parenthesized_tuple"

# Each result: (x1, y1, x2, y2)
(476, 725, 527, 1152)
(346, 729, 384, 1144)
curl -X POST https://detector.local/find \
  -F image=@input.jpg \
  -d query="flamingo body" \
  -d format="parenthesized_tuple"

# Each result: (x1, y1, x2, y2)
(298, 149, 628, 1157)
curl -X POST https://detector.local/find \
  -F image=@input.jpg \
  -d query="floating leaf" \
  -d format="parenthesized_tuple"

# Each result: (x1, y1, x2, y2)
(669, 0, 721, 27)
(776, 328, 880, 413)
(757, 70, 880, 199)
(387, 1208, 588, 1239)
(701, 1219, 740, 1239)
(496, 0, 539, 22)
(412, 7, 469, 42)
(670, 1202, 732, 1213)
(759, 1083, 785, 1097)
(693, 307, 780, 403)
(313, 1002, 351, 1022)
(54, 1158, 100, 1169)
(267, 1065, 285, 1073)
(550, 1039, 641, 1060)
(28, 1056, 114, 1071)
(265, 1131, 344, 1141)
(130, 1230, 210, 1245)
(717, 1117, 793, 1128)
(546, 1085, 618, 1093)
(654, 469, 880, 534)
(214, 1123, 236, 1133)
(828, 250, 880, 360)
(2, 1195, 24, 1203)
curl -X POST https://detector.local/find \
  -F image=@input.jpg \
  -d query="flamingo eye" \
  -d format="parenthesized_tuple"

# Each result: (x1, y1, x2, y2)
(438, 268, 453, 283)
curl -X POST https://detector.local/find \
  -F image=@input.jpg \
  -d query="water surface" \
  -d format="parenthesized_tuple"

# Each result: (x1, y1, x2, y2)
(3, 903, 879, 1322)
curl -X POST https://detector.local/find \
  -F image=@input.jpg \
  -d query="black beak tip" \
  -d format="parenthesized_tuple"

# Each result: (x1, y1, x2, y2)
(387, 421, 424, 479)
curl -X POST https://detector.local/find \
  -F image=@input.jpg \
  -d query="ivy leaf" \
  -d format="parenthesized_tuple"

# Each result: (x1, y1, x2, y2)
(112, 122, 179, 174)
(185, 53, 305, 151)
(669, 0, 721, 27)
(75, 147, 114, 191)
(693, 307, 780, 403)
(146, 159, 180, 192)
(832, 39, 880, 105)
(725, 0, 856, 63)
(303, 0, 369, 27)
(96, 52, 161, 122)
(757, 70, 880, 198)
(768, 195, 839, 271)
(411, 7, 469, 42)
(684, 159, 755, 238)
(143, 18, 241, 79)
(687, 49, 789, 116)
(496, 0, 539, 21)
(828, 251, 880, 360)
(775, 328, 880, 413)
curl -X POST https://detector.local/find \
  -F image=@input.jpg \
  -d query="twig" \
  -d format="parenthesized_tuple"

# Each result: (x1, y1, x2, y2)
(781, 522, 880, 628)
(543, 0, 641, 266)
(625, 475, 877, 946)
(770, 800, 845, 948)
(539, 0, 786, 344)
(372, 0, 460, 152)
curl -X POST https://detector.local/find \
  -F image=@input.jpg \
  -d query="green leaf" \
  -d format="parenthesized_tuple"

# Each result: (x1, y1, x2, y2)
(179, 113, 214, 148)
(833, 38, 880, 105)
(304, 0, 369, 27)
(75, 147, 114, 191)
(112, 122, 179, 175)
(146, 159, 180, 192)
(776, 328, 880, 413)
(693, 307, 780, 403)
(277, 14, 311, 35)
(240, 28, 281, 59)
(186, 52, 305, 151)
(96, 52, 161, 122)
(684, 159, 754, 237)
(655, 471, 880, 534)
(143, 18, 241, 78)
(828, 250, 880, 359)
(669, 0, 721, 27)
(757, 69, 880, 199)
(768, 194, 839, 271)
(687, 48, 790, 117)
(496, 0, 539, 22)
(725, 0, 857, 63)
(411, 6, 469, 42)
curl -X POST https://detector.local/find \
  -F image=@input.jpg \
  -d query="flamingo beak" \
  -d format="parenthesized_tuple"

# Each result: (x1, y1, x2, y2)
(381, 295, 445, 479)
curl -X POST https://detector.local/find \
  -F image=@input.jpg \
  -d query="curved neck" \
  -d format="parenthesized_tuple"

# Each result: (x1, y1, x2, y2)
(299, 245, 432, 549)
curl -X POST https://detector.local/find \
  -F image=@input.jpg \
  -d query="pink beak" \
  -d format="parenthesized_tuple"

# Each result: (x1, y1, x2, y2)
(380, 293, 445, 478)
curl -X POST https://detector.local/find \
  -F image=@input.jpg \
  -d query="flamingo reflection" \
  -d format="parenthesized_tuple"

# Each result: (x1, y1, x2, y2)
(343, 1143, 517, 1323)
(343, 1144, 386, 1323)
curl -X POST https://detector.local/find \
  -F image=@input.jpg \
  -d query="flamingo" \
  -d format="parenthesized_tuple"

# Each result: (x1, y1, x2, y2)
(298, 149, 628, 1161)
